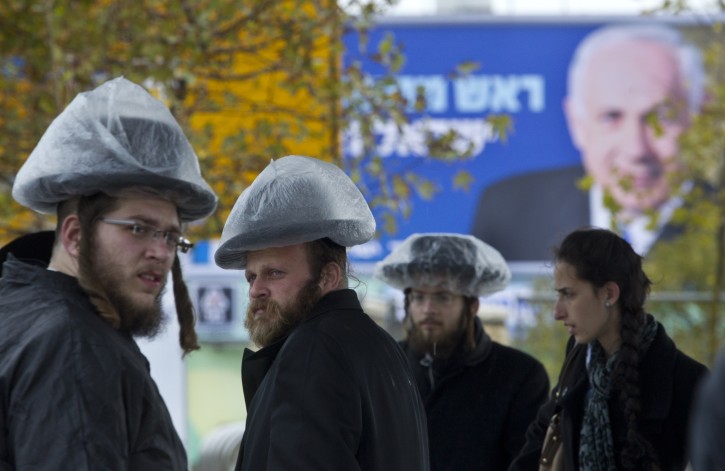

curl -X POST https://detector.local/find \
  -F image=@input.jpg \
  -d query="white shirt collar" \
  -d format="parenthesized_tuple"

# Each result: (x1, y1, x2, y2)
(589, 181, 691, 255)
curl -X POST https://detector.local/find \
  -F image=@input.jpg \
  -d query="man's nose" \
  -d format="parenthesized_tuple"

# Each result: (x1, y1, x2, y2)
(622, 118, 656, 161)
(421, 297, 438, 313)
(145, 237, 173, 261)
(249, 279, 268, 299)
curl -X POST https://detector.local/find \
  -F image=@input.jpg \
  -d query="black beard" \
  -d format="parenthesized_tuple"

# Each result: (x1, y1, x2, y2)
(78, 237, 166, 338)
(404, 308, 468, 360)
(245, 278, 322, 348)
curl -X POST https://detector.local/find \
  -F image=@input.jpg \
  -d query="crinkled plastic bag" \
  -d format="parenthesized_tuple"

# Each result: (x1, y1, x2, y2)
(374, 233, 511, 297)
(12, 76, 217, 222)
(215, 155, 375, 269)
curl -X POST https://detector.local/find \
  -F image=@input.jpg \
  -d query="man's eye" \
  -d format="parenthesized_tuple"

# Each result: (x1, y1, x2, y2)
(600, 111, 622, 124)
(164, 232, 180, 243)
(131, 224, 146, 235)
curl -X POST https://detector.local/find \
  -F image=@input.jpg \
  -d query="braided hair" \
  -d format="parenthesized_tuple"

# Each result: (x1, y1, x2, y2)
(555, 227, 660, 470)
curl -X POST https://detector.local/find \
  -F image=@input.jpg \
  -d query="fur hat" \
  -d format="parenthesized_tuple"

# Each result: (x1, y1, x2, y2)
(374, 233, 510, 297)
(215, 155, 375, 269)
(12, 77, 217, 222)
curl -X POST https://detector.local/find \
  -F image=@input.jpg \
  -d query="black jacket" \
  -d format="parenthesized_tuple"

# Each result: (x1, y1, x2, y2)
(471, 166, 703, 262)
(402, 318, 550, 471)
(689, 348, 725, 470)
(0, 256, 187, 470)
(509, 322, 708, 471)
(236, 289, 429, 471)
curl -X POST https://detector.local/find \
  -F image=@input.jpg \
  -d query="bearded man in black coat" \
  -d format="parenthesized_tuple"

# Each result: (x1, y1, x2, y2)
(375, 233, 549, 471)
(214, 155, 430, 471)
(0, 77, 218, 470)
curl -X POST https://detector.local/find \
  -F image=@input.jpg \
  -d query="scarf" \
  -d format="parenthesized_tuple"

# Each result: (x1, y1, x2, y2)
(578, 313, 658, 471)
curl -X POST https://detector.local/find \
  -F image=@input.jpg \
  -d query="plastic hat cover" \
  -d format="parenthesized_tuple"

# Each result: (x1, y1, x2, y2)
(374, 233, 511, 297)
(215, 155, 375, 269)
(12, 76, 217, 222)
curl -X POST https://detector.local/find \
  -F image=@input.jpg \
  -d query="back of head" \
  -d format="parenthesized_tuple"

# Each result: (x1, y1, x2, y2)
(215, 155, 375, 270)
(555, 227, 651, 314)
(374, 233, 511, 297)
(12, 76, 217, 222)
(567, 23, 704, 115)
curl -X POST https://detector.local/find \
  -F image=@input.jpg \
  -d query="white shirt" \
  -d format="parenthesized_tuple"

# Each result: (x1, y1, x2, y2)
(589, 182, 691, 255)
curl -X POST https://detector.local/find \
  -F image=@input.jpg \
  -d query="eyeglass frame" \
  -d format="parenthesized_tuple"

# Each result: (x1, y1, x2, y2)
(98, 217, 194, 253)
(407, 290, 460, 307)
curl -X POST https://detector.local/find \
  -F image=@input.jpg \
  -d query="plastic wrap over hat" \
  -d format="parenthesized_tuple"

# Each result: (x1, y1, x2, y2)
(12, 76, 217, 222)
(215, 155, 375, 269)
(374, 233, 511, 297)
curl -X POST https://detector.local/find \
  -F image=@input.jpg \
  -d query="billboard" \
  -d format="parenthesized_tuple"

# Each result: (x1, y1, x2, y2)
(343, 17, 712, 275)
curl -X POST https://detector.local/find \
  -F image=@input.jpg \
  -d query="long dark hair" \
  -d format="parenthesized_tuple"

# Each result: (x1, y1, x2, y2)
(555, 227, 659, 470)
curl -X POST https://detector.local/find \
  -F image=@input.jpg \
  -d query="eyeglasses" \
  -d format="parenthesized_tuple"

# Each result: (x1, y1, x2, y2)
(408, 291, 458, 307)
(98, 218, 194, 253)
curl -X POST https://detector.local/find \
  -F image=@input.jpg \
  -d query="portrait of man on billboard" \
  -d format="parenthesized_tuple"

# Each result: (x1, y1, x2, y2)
(471, 23, 705, 262)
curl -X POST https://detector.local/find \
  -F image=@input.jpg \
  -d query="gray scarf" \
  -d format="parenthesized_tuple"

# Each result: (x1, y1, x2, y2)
(578, 314, 658, 471)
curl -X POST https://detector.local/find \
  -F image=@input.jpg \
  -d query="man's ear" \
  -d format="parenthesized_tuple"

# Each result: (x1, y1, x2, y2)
(60, 214, 82, 258)
(563, 96, 584, 150)
(468, 297, 480, 318)
(318, 262, 343, 294)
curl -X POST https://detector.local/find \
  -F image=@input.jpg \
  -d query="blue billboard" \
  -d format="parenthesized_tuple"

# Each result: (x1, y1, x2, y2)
(343, 17, 710, 273)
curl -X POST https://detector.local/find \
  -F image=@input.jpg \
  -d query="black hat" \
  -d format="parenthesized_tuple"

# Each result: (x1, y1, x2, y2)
(0, 231, 55, 276)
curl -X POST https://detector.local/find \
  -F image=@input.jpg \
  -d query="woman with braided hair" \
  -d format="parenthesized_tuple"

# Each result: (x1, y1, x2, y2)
(509, 227, 707, 471)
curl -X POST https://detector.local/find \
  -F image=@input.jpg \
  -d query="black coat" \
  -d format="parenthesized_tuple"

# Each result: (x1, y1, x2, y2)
(472, 166, 588, 261)
(689, 348, 725, 470)
(236, 289, 429, 471)
(471, 166, 702, 262)
(402, 318, 550, 471)
(509, 322, 708, 471)
(0, 257, 187, 470)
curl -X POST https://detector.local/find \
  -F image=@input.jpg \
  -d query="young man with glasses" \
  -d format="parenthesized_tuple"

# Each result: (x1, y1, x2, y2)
(375, 233, 550, 471)
(0, 77, 217, 470)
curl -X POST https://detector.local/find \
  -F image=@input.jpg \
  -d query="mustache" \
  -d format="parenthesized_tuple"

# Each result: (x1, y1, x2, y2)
(416, 317, 442, 326)
(249, 299, 267, 311)
(247, 298, 282, 315)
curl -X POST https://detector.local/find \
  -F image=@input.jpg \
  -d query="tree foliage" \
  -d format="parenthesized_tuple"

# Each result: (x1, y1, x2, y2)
(639, 7, 725, 363)
(0, 0, 478, 243)
(517, 9, 725, 367)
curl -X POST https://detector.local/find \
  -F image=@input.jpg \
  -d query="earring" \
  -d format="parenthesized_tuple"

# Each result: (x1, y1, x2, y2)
(605, 301, 611, 308)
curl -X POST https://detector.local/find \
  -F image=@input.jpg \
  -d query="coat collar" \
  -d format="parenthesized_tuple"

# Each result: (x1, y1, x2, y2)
(240, 288, 361, 408)
(638, 323, 677, 419)
(560, 322, 677, 421)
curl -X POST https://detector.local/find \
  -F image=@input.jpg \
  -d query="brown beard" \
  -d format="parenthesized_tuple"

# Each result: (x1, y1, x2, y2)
(404, 307, 469, 360)
(245, 277, 322, 348)
(78, 235, 166, 338)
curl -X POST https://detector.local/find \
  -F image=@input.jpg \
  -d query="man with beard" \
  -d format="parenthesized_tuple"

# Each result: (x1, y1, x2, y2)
(374, 233, 550, 471)
(214, 155, 429, 471)
(0, 77, 217, 470)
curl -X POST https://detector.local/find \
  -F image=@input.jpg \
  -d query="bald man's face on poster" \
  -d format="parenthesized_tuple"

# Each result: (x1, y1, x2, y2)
(565, 37, 691, 217)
